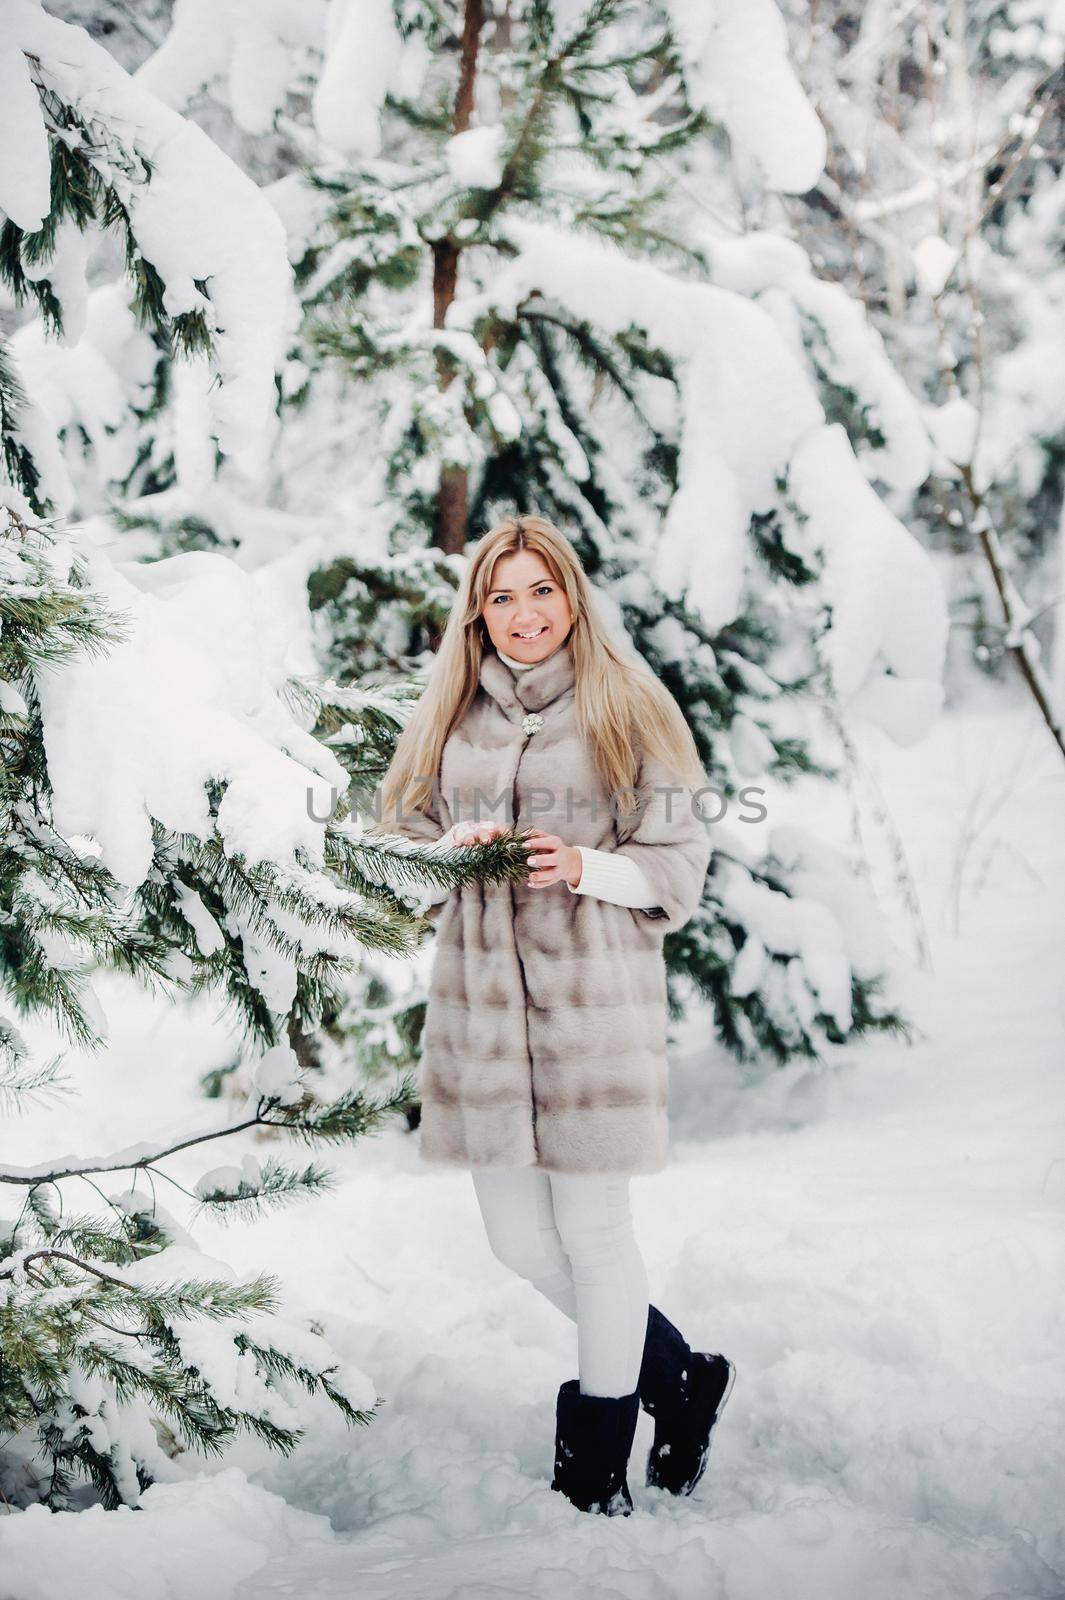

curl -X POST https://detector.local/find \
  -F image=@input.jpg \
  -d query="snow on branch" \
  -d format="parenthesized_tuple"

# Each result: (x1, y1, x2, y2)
(450, 217, 947, 744)
(2, 0, 296, 478)
(35, 538, 350, 892)
(0, 1077, 412, 1188)
(660, 0, 827, 194)
(133, 0, 429, 161)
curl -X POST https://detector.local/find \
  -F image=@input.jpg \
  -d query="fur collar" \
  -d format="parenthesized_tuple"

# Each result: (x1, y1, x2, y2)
(478, 642, 576, 720)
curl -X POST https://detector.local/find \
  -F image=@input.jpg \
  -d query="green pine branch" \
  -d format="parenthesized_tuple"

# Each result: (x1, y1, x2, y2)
(0, 1075, 418, 1190)
(194, 1158, 335, 1222)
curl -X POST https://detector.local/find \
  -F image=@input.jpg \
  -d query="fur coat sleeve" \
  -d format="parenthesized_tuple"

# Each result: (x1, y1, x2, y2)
(611, 749, 713, 935)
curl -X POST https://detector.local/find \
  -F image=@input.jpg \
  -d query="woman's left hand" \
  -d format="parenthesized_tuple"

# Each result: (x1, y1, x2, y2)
(522, 828, 582, 890)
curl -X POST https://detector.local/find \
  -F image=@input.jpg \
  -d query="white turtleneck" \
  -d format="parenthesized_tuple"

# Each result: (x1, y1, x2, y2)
(422, 647, 660, 912)
(497, 638, 571, 673)
(496, 647, 537, 672)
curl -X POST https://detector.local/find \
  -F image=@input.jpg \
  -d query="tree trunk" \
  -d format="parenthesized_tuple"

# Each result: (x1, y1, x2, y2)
(432, 0, 484, 555)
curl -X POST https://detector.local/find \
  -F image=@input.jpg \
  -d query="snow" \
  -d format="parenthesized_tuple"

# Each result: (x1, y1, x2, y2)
(662, 0, 827, 194)
(195, 1158, 263, 1201)
(311, 0, 405, 160)
(251, 1041, 303, 1105)
(912, 235, 960, 298)
(924, 395, 980, 473)
(0, 679, 29, 716)
(0, 38, 52, 231)
(727, 712, 777, 777)
(706, 230, 933, 494)
(174, 883, 227, 956)
(0, 1471, 335, 1600)
(2, 2, 1062, 1590)
(10, 284, 158, 516)
(3, 686, 1063, 1598)
(135, 0, 326, 135)
(974, 177, 1065, 496)
(451, 219, 947, 743)
(5, 1, 296, 479)
(446, 125, 506, 190)
(788, 424, 948, 739)
(33, 537, 348, 889)
(450, 216, 821, 631)
(21, 217, 91, 347)
(714, 855, 854, 1031)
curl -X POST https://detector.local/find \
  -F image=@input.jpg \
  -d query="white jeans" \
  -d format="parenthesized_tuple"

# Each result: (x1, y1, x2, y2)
(471, 1166, 650, 1398)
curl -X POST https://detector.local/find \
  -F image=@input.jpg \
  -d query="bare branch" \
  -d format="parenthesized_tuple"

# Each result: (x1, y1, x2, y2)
(0, 1111, 269, 1186)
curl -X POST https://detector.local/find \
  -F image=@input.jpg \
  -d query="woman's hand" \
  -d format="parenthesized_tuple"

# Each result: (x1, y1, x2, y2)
(521, 827, 582, 890)
(450, 820, 511, 847)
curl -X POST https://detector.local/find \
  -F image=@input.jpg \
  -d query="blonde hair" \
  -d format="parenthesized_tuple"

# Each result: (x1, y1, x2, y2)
(373, 513, 708, 831)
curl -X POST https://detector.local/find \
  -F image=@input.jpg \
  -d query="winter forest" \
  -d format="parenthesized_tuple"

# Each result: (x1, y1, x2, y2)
(0, 0, 1063, 1594)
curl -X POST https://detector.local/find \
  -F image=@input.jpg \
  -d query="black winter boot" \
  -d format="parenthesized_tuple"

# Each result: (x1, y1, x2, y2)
(550, 1378, 641, 1516)
(637, 1304, 736, 1496)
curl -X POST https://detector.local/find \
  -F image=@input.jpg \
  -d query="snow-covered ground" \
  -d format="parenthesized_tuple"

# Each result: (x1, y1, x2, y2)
(3, 682, 1063, 1600)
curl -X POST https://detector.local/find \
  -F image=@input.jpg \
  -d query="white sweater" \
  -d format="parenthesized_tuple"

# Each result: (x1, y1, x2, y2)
(419, 648, 661, 911)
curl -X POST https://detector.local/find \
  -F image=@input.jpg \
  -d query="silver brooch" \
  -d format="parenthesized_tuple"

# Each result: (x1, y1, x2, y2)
(521, 711, 544, 735)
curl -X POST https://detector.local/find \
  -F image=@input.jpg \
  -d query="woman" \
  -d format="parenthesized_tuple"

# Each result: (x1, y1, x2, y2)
(374, 513, 735, 1517)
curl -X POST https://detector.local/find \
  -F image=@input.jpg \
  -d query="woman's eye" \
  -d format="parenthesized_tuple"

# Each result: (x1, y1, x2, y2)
(490, 587, 551, 603)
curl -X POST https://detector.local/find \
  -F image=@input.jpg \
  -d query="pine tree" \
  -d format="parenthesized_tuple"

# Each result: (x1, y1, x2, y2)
(0, 8, 531, 1510)
(3, 4, 952, 1089)
(288, 1, 944, 1066)
(0, 496, 533, 1511)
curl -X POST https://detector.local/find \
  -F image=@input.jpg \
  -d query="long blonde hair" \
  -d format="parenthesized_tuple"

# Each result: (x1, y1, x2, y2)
(373, 513, 708, 831)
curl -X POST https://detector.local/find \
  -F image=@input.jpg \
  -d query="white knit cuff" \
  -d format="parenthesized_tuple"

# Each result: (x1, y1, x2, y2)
(565, 846, 660, 910)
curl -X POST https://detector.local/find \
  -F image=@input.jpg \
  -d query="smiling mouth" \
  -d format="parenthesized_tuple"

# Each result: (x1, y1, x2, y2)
(512, 626, 548, 639)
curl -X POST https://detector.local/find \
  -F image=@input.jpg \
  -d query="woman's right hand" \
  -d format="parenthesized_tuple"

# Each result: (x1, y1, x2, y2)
(450, 820, 511, 846)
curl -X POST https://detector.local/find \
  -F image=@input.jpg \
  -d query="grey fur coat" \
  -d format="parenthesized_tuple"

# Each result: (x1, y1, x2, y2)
(393, 642, 711, 1174)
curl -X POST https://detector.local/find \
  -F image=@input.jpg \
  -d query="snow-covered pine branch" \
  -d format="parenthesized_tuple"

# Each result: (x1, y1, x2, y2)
(450, 215, 948, 741)
(0, 503, 524, 1508)
(0, 0, 297, 502)
(1, 1183, 377, 1510)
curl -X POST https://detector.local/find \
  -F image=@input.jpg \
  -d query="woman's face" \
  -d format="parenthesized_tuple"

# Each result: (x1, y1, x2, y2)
(480, 549, 573, 662)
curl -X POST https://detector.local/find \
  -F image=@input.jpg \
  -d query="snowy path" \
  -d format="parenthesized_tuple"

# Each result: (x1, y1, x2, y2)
(4, 693, 1064, 1600)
